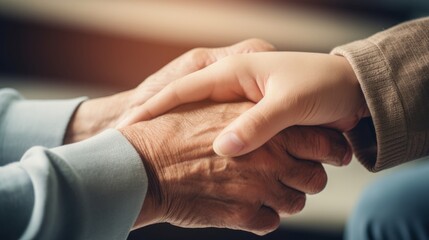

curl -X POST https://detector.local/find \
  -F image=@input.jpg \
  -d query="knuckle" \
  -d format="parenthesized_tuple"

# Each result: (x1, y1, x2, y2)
(235, 204, 259, 224)
(274, 126, 304, 155)
(288, 192, 306, 214)
(305, 165, 328, 194)
(185, 48, 211, 66)
(287, 163, 325, 193)
(246, 208, 280, 235)
(315, 128, 347, 165)
(187, 48, 208, 59)
(241, 38, 276, 52)
(252, 218, 280, 236)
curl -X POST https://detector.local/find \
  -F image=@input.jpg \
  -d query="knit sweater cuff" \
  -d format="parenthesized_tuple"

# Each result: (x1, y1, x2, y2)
(331, 40, 407, 172)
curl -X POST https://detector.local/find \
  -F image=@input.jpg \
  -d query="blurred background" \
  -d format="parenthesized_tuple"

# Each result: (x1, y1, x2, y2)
(0, 0, 428, 239)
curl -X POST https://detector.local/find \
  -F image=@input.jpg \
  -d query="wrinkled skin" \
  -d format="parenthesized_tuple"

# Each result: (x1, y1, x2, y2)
(120, 102, 350, 235)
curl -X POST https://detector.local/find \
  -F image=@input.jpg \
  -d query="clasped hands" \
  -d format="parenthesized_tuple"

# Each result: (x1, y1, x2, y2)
(66, 39, 366, 235)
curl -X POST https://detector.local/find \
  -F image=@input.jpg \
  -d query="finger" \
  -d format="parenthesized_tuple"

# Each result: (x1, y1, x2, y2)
(117, 59, 244, 127)
(280, 127, 352, 166)
(213, 97, 290, 157)
(117, 71, 219, 126)
(244, 206, 280, 236)
(264, 184, 306, 216)
(278, 159, 328, 194)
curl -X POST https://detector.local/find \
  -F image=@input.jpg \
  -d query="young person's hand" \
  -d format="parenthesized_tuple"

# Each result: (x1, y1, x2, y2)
(64, 39, 275, 143)
(118, 52, 370, 157)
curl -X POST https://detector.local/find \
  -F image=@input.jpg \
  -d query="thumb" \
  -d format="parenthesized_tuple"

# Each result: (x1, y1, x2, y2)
(213, 98, 290, 157)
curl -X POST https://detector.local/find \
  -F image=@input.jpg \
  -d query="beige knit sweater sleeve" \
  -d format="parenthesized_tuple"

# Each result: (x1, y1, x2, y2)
(331, 17, 429, 172)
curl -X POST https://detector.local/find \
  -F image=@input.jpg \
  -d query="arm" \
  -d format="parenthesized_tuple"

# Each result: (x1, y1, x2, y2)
(0, 88, 85, 164)
(0, 130, 147, 240)
(331, 17, 429, 171)
(0, 90, 145, 239)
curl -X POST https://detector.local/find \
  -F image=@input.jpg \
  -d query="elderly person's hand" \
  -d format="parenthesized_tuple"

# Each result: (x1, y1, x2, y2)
(120, 102, 351, 235)
(64, 39, 275, 143)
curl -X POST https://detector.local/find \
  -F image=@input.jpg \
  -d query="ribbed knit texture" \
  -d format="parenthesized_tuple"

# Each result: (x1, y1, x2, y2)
(331, 17, 429, 172)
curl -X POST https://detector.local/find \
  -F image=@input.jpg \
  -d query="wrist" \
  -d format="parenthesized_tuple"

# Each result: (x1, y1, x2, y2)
(119, 124, 165, 228)
(339, 56, 371, 119)
(64, 90, 133, 144)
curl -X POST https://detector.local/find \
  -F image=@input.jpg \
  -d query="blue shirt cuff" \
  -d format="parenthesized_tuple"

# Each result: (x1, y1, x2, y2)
(0, 89, 86, 163)
(21, 129, 147, 240)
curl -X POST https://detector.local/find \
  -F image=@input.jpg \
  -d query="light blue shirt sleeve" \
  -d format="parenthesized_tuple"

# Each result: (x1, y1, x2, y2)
(0, 89, 148, 240)
(0, 88, 86, 164)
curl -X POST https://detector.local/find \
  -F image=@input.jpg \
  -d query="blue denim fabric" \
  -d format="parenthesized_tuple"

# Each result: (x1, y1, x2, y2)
(345, 158, 429, 240)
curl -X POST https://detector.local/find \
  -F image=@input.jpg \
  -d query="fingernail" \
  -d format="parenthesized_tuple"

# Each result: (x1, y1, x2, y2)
(342, 147, 353, 166)
(214, 132, 244, 156)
